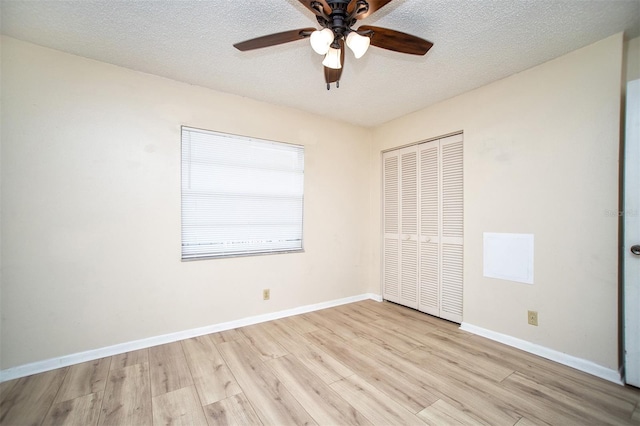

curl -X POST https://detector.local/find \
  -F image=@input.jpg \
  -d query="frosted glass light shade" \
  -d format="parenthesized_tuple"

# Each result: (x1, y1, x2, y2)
(322, 47, 342, 69)
(310, 28, 334, 55)
(346, 32, 370, 58)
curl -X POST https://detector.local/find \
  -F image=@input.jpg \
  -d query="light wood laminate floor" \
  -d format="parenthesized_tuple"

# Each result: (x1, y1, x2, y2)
(1, 300, 639, 425)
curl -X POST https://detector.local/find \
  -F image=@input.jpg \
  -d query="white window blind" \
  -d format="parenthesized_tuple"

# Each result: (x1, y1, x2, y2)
(181, 127, 304, 260)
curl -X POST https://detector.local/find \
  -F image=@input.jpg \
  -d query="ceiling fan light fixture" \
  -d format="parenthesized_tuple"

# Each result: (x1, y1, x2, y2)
(322, 47, 342, 69)
(310, 28, 334, 55)
(346, 31, 370, 58)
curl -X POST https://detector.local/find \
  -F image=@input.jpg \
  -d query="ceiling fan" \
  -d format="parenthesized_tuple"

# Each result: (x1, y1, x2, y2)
(233, 0, 433, 90)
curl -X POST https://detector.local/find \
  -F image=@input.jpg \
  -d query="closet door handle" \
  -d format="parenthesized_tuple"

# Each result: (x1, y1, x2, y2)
(402, 234, 411, 241)
(631, 245, 640, 255)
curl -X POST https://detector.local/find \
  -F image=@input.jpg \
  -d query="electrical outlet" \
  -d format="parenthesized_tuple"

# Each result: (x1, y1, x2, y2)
(263, 289, 270, 300)
(528, 310, 538, 326)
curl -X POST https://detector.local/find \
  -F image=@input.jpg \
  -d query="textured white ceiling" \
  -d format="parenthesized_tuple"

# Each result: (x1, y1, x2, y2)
(1, 0, 639, 127)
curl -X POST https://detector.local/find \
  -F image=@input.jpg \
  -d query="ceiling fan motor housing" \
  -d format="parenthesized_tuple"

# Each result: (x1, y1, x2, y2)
(313, 0, 370, 46)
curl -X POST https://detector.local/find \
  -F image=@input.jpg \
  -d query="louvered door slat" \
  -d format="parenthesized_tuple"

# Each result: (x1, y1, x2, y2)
(401, 240, 418, 307)
(419, 241, 439, 315)
(384, 156, 399, 234)
(420, 146, 439, 236)
(418, 142, 439, 315)
(401, 151, 418, 235)
(400, 149, 419, 308)
(442, 141, 463, 239)
(440, 135, 463, 323)
(382, 153, 400, 303)
(440, 243, 463, 322)
(384, 239, 399, 300)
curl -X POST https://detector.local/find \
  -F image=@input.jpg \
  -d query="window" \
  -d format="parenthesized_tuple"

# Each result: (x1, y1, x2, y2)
(181, 127, 304, 260)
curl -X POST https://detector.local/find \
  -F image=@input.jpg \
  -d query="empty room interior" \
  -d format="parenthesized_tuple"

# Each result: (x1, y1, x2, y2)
(1, 0, 640, 424)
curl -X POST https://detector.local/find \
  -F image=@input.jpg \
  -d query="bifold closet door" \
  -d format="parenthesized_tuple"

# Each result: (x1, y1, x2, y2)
(418, 140, 440, 317)
(439, 135, 463, 323)
(383, 134, 463, 323)
(382, 151, 400, 303)
(382, 146, 419, 308)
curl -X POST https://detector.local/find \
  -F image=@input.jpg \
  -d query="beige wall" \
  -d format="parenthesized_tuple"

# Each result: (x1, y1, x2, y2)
(369, 33, 624, 370)
(626, 36, 640, 82)
(0, 37, 372, 369)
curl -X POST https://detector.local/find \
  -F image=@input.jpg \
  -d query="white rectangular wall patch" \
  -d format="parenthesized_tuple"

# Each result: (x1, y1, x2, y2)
(483, 233, 534, 284)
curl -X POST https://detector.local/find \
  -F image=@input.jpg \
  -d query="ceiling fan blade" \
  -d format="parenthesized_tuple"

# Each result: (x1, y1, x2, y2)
(349, 0, 393, 20)
(324, 39, 345, 86)
(234, 28, 316, 51)
(297, 0, 332, 15)
(358, 25, 433, 55)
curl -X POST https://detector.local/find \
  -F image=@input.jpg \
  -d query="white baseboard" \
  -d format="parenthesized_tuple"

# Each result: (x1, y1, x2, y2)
(459, 322, 623, 385)
(0, 293, 382, 382)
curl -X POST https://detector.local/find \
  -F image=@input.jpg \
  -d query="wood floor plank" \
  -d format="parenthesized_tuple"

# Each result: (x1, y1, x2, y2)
(217, 339, 316, 426)
(279, 314, 319, 334)
(410, 333, 514, 382)
(361, 300, 469, 335)
(349, 339, 516, 425)
(332, 303, 382, 323)
(239, 323, 289, 361)
(209, 329, 244, 345)
(203, 393, 262, 426)
(0, 368, 68, 426)
(55, 358, 111, 403)
(149, 342, 194, 397)
(110, 348, 148, 370)
(267, 354, 372, 426)
(460, 333, 640, 412)
(335, 312, 422, 354)
(330, 374, 426, 425)
(307, 330, 438, 413)
(514, 416, 546, 426)
(260, 320, 313, 354)
(405, 348, 600, 426)
(151, 385, 207, 426)
(426, 327, 640, 414)
(43, 391, 103, 426)
(181, 335, 220, 360)
(417, 399, 483, 426)
(98, 362, 151, 426)
(149, 341, 186, 360)
(466, 333, 639, 402)
(305, 331, 388, 373)
(302, 310, 359, 340)
(0, 379, 17, 399)
(294, 345, 354, 384)
(261, 321, 354, 383)
(181, 336, 242, 405)
(502, 371, 638, 425)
